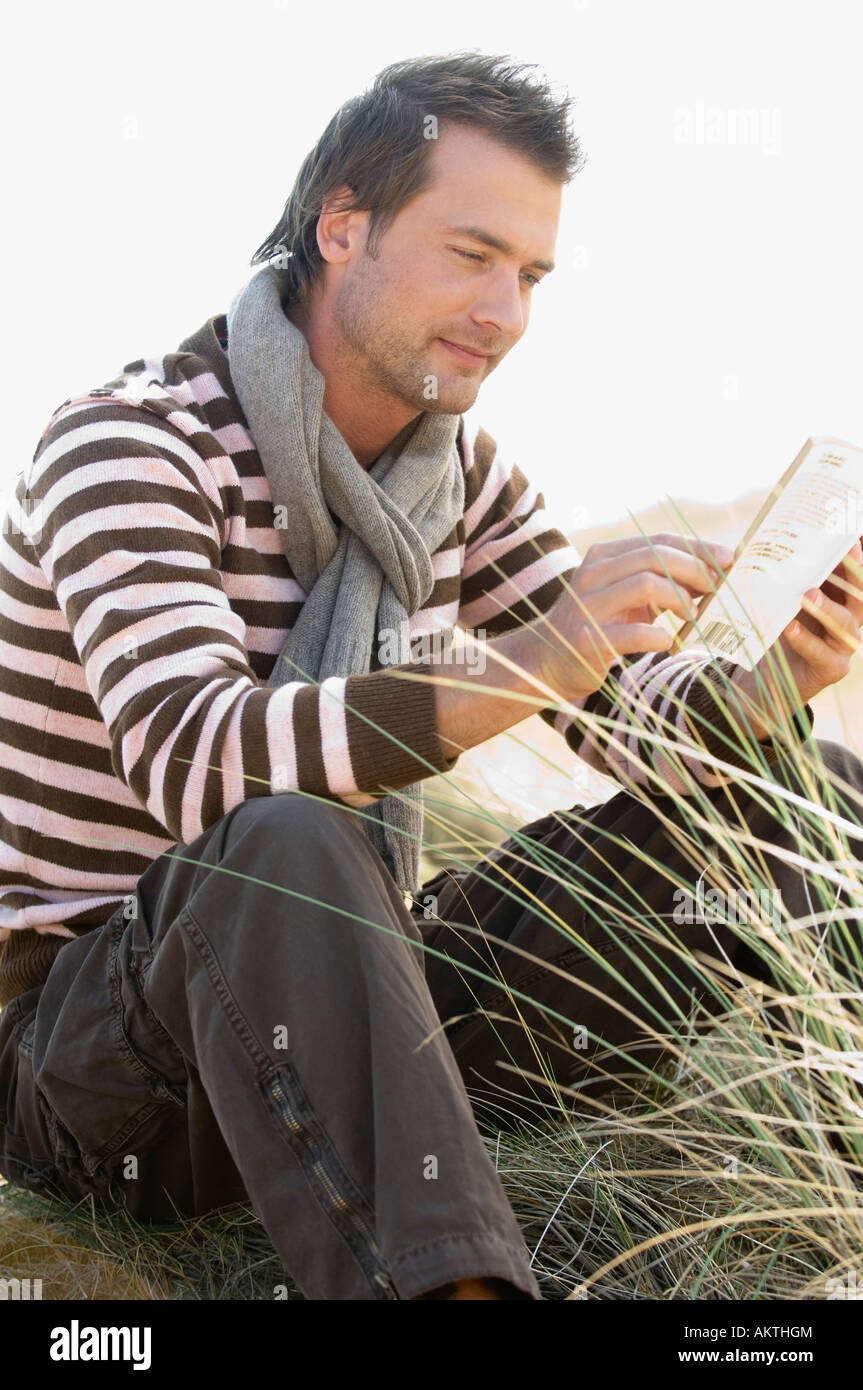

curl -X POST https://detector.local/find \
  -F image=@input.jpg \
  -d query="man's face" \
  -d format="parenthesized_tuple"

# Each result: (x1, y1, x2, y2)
(328, 123, 562, 416)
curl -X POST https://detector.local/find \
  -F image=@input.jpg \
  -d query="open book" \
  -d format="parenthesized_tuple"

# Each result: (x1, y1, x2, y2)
(670, 436, 863, 671)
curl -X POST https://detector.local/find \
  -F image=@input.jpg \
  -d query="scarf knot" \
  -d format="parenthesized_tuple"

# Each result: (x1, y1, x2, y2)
(225, 265, 465, 895)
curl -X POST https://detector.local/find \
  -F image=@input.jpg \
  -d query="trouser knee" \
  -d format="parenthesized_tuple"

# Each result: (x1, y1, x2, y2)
(137, 792, 401, 951)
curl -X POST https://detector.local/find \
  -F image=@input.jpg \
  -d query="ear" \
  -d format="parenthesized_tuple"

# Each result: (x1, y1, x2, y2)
(316, 186, 365, 264)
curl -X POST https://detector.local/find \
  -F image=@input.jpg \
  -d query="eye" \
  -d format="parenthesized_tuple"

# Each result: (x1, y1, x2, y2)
(449, 247, 541, 288)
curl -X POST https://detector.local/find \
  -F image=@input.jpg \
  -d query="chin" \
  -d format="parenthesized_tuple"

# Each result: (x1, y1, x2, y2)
(425, 389, 477, 416)
(429, 374, 481, 410)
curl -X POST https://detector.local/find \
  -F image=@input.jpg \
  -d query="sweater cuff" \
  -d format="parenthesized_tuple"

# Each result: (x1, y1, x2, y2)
(344, 659, 460, 795)
(682, 660, 815, 772)
(0, 929, 71, 1008)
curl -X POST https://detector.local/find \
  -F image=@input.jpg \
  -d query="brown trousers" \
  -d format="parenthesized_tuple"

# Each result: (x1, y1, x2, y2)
(1, 738, 861, 1300)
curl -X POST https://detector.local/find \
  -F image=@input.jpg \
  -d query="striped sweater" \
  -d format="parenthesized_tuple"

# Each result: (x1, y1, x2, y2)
(0, 310, 812, 1004)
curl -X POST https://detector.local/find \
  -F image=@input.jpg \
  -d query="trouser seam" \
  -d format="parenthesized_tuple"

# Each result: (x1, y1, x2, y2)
(179, 905, 273, 1071)
(390, 1231, 532, 1263)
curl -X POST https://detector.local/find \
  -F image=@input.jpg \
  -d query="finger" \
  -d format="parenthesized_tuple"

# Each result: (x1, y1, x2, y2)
(800, 587, 860, 645)
(576, 572, 701, 626)
(669, 536, 735, 573)
(580, 544, 729, 600)
(586, 533, 732, 574)
(591, 621, 675, 661)
(827, 544, 863, 622)
(784, 616, 852, 679)
(799, 590, 862, 654)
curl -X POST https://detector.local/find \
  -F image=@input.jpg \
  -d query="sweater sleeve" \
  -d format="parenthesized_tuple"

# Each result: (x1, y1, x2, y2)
(24, 398, 458, 847)
(457, 425, 814, 793)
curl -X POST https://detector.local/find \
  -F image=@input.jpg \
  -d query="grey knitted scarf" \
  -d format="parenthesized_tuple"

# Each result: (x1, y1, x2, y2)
(225, 265, 465, 898)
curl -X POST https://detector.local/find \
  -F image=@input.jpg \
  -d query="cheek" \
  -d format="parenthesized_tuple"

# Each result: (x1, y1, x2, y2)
(390, 268, 442, 327)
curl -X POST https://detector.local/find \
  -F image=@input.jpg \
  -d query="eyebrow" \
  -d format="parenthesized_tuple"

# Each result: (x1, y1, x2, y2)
(441, 224, 555, 274)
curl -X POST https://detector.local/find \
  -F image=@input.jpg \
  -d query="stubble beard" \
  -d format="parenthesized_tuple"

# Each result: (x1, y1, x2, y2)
(332, 264, 480, 417)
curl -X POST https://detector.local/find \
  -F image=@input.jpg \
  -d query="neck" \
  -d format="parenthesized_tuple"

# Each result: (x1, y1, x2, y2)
(285, 293, 421, 469)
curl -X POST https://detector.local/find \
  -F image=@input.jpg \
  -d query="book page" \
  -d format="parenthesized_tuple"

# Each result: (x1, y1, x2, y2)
(679, 437, 863, 670)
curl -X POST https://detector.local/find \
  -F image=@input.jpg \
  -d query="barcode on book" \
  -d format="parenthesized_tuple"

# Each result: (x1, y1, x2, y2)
(698, 621, 740, 655)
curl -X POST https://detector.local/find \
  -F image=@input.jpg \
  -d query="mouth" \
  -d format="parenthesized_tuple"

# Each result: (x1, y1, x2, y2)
(438, 338, 491, 366)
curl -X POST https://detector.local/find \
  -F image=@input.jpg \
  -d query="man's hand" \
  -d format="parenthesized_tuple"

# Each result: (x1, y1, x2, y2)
(732, 538, 863, 739)
(429, 532, 732, 763)
(537, 533, 733, 703)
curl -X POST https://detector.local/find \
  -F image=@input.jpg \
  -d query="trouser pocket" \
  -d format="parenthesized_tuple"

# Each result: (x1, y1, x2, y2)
(0, 998, 47, 1189)
(30, 908, 187, 1181)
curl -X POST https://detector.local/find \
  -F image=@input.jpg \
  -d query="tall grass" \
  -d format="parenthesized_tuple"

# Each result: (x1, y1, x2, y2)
(395, 539, 863, 1298)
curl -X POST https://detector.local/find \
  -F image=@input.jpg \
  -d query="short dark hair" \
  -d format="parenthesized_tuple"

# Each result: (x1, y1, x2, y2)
(250, 50, 585, 305)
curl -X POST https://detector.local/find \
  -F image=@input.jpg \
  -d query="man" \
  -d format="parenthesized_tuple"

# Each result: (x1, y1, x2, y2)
(1, 52, 861, 1302)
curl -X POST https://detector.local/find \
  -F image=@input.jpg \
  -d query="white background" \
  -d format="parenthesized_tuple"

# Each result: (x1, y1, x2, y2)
(3, 0, 861, 534)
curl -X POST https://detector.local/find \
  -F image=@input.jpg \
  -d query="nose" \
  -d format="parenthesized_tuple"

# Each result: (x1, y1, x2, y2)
(470, 272, 527, 342)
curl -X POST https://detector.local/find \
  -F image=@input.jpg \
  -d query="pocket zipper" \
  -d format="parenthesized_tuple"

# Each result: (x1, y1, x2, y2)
(268, 1074, 398, 1300)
